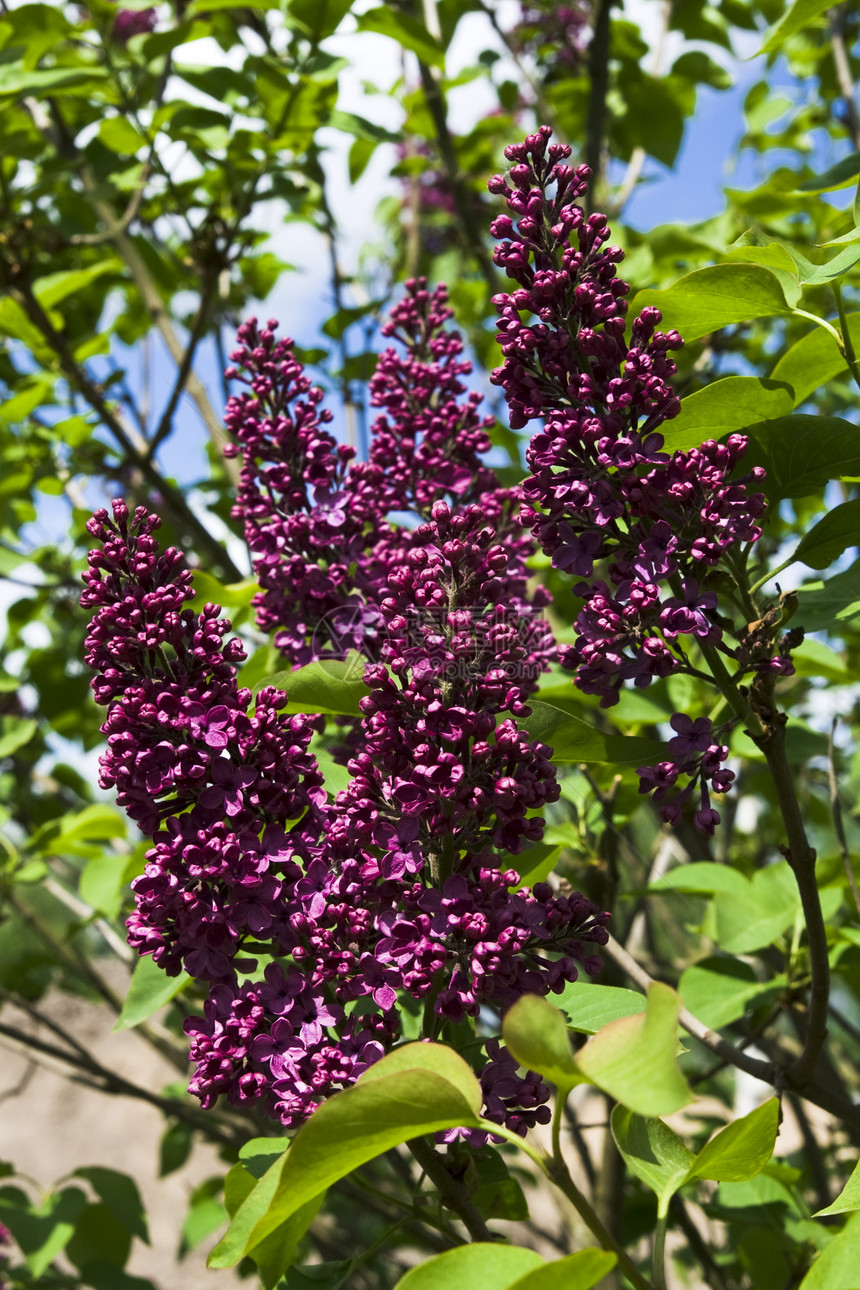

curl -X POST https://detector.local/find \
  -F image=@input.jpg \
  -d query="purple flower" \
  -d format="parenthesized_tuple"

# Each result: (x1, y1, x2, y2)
(112, 6, 157, 43)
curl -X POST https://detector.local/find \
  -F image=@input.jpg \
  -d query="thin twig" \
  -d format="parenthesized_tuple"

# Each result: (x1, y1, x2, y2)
(408, 1138, 497, 1243)
(23, 94, 237, 483)
(145, 271, 217, 460)
(758, 719, 830, 1088)
(0, 1020, 242, 1149)
(6, 277, 241, 581)
(829, 5, 860, 149)
(473, 0, 560, 134)
(604, 933, 775, 1083)
(583, 0, 613, 210)
(828, 718, 860, 917)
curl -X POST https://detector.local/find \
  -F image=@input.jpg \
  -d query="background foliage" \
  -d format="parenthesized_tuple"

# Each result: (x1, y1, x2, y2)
(1, 0, 860, 1287)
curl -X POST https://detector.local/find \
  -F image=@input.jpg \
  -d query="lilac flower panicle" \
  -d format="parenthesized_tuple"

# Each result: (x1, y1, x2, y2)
(84, 263, 613, 1143)
(488, 126, 794, 832)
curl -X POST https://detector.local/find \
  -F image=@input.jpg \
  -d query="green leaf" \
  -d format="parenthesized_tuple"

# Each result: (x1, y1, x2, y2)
(32, 263, 116, 311)
(725, 238, 801, 307)
(611, 1107, 695, 1218)
(99, 117, 143, 154)
(757, 0, 833, 53)
(0, 718, 37, 758)
(679, 957, 784, 1029)
(72, 1168, 149, 1243)
(159, 1122, 193, 1178)
(507, 842, 561, 889)
(796, 152, 860, 194)
(355, 7, 445, 68)
(799, 1212, 860, 1287)
(180, 1180, 227, 1256)
(787, 244, 860, 286)
(113, 956, 190, 1031)
(65, 1203, 131, 1273)
(523, 702, 664, 766)
(0, 64, 109, 95)
(0, 1187, 88, 1277)
(191, 572, 259, 611)
(651, 860, 801, 954)
(79, 854, 126, 920)
(503, 994, 581, 1093)
(286, 0, 353, 40)
(209, 1044, 483, 1267)
(789, 501, 860, 570)
(395, 1245, 544, 1290)
(328, 109, 399, 143)
(686, 1098, 779, 1184)
(744, 415, 860, 500)
(796, 560, 860, 632)
(663, 377, 794, 452)
(256, 653, 369, 716)
(630, 265, 790, 342)
(557, 982, 647, 1035)
(815, 1158, 860, 1216)
(770, 314, 860, 406)
(51, 804, 126, 848)
(575, 982, 692, 1116)
(238, 1137, 292, 1177)
(508, 1251, 617, 1290)
(398, 1246, 616, 1290)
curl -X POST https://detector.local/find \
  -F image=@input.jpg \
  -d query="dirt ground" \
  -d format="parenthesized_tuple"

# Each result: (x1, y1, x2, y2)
(0, 983, 242, 1290)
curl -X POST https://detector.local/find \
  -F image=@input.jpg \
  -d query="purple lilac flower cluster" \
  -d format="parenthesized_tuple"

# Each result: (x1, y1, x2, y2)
(488, 127, 794, 833)
(512, 1, 592, 72)
(83, 282, 611, 1139)
(111, 4, 157, 43)
(223, 280, 511, 665)
(0, 1222, 10, 1290)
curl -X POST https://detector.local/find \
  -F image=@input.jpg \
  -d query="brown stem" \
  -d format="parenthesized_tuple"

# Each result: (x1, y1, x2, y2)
(757, 717, 829, 1088)
(787, 1093, 832, 1213)
(472, 0, 560, 133)
(828, 718, 860, 917)
(407, 1138, 496, 1243)
(605, 935, 860, 1136)
(669, 1196, 731, 1290)
(547, 1153, 654, 1290)
(145, 270, 217, 459)
(0, 1019, 242, 1148)
(413, 53, 500, 294)
(828, 6, 860, 149)
(594, 1097, 626, 1290)
(604, 934, 775, 1084)
(583, 0, 613, 211)
(7, 278, 241, 581)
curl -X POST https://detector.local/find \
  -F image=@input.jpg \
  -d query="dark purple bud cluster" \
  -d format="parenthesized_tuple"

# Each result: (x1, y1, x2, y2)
(439, 1038, 552, 1146)
(223, 282, 523, 667)
(111, 5, 157, 43)
(488, 127, 793, 831)
(82, 502, 326, 983)
(84, 277, 610, 1139)
(223, 320, 391, 664)
(367, 280, 498, 513)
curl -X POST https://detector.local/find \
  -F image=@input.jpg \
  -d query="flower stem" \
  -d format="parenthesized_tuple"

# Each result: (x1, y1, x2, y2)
(547, 1155, 655, 1290)
(483, 1120, 654, 1290)
(757, 718, 830, 1087)
(833, 282, 860, 395)
(652, 1212, 669, 1290)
